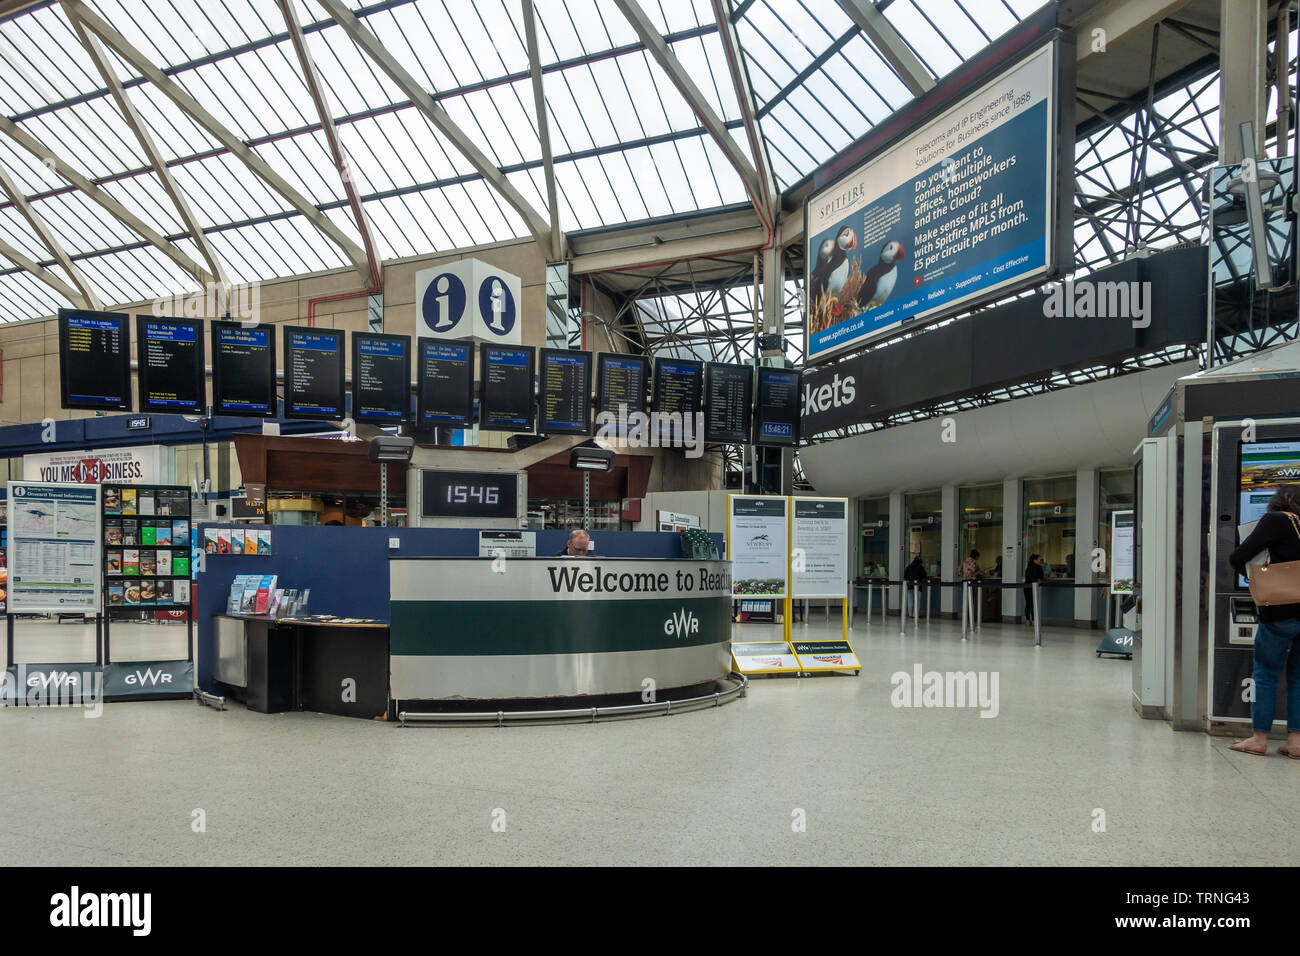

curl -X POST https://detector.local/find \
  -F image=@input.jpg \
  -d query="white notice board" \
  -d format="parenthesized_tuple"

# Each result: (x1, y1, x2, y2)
(7, 481, 101, 613)
(727, 495, 788, 599)
(791, 496, 849, 598)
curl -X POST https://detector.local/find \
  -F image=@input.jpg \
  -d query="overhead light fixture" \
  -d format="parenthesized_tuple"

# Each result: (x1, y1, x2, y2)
(368, 435, 415, 463)
(570, 447, 614, 472)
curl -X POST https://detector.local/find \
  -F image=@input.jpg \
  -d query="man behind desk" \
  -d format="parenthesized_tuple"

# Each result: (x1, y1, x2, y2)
(556, 529, 590, 557)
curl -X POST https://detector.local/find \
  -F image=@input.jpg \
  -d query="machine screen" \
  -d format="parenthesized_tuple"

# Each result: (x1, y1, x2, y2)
(1237, 440, 1300, 585)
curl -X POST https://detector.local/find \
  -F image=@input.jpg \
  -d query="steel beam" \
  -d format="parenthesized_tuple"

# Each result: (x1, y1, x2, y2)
(612, 0, 763, 207)
(835, 0, 934, 96)
(63, 2, 228, 306)
(61, 0, 371, 281)
(1073, 0, 1193, 63)
(710, 0, 776, 219)
(0, 163, 100, 308)
(0, 115, 216, 288)
(318, 0, 552, 247)
(0, 234, 87, 305)
(521, 0, 564, 261)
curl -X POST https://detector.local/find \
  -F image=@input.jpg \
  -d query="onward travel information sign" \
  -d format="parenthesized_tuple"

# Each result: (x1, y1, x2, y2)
(804, 43, 1061, 362)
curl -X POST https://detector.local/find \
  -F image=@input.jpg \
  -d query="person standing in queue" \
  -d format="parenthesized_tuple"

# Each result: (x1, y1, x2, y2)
(903, 555, 928, 617)
(557, 528, 590, 557)
(1228, 486, 1300, 758)
(960, 549, 981, 581)
(1023, 553, 1045, 627)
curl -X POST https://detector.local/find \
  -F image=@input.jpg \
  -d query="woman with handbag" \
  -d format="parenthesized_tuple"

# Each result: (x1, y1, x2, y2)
(1228, 486, 1300, 757)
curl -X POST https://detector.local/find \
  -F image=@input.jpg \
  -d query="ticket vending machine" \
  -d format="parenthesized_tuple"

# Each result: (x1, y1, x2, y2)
(1207, 419, 1300, 727)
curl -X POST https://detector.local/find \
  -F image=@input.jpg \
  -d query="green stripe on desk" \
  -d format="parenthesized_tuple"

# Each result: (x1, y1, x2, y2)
(390, 598, 730, 655)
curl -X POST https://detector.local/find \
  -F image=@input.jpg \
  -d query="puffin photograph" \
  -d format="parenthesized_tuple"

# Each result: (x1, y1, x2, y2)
(809, 225, 857, 302)
(858, 239, 905, 309)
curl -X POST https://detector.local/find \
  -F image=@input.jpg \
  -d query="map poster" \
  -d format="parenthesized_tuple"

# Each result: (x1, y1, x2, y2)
(7, 481, 101, 613)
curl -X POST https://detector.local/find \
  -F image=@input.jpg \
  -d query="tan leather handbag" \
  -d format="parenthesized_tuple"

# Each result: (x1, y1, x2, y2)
(1248, 511, 1300, 606)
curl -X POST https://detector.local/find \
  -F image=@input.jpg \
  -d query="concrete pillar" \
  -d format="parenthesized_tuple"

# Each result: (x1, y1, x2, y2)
(940, 482, 958, 613)
(888, 491, 905, 612)
(1074, 467, 1098, 624)
(1001, 478, 1022, 619)
(1219, 0, 1267, 165)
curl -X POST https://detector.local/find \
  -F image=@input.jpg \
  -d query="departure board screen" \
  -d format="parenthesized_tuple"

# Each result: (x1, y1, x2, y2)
(136, 316, 204, 414)
(704, 362, 753, 444)
(479, 344, 534, 432)
(539, 348, 592, 434)
(595, 354, 648, 433)
(59, 309, 131, 411)
(754, 367, 800, 446)
(352, 332, 411, 424)
(211, 321, 276, 417)
(417, 337, 474, 427)
(651, 357, 703, 441)
(284, 326, 345, 419)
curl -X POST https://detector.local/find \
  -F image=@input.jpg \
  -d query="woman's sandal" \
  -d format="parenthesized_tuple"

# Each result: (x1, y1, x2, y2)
(1276, 745, 1300, 759)
(1229, 740, 1267, 755)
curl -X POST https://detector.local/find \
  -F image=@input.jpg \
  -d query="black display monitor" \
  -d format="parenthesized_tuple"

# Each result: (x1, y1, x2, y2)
(284, 326, 345, 420)
(135, 315, 204, 415)
(651, 357, 703, 441)
(59, 309, 131, 411)
(479, 344, 535, 432)
(352, 332, 411, 424)
(538, 348, 592, 435)
(416, 337, 474, 427)
(704, 361, 753, 444)
(754, 366, 800, 446)
(421, 469, 519, 519)
(595, 353, 648, 433)
(211, 321, 277, 417)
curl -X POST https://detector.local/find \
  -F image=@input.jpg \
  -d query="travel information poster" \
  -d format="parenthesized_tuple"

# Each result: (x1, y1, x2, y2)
(805, 44, 1056, 361)
(7, 481, 100, 613)
(727, 495, 788, 599)
(791, 497, 849, 599)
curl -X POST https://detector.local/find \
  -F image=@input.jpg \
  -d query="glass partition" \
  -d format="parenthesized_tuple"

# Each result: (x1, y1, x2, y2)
(858, 496, 889, 577)
(1023, 476, 1077, 581)
(958, 483, 1003, 579)
(904, 490, 942, 578)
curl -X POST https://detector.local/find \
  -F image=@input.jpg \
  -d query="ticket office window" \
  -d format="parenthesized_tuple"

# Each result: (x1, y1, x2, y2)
(958, 484, 1003, 579)
(1023, 476, 1077, 581)
(1098, 468, 1135, 583)
(858, 497, 889, 577)
(905, 490, 942, 578)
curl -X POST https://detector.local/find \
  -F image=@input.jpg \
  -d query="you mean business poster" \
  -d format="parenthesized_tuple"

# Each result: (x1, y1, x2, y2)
(805, 42, 1066, 362)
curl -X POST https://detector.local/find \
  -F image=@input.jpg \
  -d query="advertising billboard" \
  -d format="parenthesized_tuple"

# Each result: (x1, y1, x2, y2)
(804, 42, 1066, 362)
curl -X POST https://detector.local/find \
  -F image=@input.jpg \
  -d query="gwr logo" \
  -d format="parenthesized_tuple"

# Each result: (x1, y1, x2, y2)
(124, 668, 173, 686)
(663, 608, 699, 638)
(28, 672, 78, 688)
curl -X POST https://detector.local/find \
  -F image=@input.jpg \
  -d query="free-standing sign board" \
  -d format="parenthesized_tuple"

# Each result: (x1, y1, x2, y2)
(1110, 509, 1135, 594)
(727, 495, 789, 599)
(7, 481, 100, 613)
(791, 497, 849, 598)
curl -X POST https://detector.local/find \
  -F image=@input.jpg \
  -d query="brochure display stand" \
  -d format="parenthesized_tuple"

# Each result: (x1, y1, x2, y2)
(100, 483, 194, 700)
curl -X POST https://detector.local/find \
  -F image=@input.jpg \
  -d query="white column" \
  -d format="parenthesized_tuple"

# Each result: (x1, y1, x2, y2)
(888, 491, 905, 612)
(1001, 478, 1022, 619)
(1074, 467, 1098, 623)
(940, 483, 958, 613)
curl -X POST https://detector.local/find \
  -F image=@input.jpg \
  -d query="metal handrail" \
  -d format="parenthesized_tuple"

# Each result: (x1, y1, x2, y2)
(397, 672, 749, 727)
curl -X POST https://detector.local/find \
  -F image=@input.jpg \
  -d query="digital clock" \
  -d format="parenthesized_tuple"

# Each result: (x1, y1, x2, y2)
(420, 470, 519, 519)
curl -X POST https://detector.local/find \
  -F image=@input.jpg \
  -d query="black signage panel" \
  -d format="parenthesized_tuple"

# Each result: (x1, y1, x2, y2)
(416, 337, 474, 427)
(59, 309, 131, 411)
(595, 353, 648, 431)
(539, 348, 592, 435)
(352, 332, 411, 424)
(704, 362, 753, 444)
(652, 357, 702, 441)
(479, 344, 534, 432)
(421, 469, 519, 519)
(754, 367, 800, 446)
(284, 326, 345, 420)
(211, 320, 276, 418)
(136, 315, 204, 415)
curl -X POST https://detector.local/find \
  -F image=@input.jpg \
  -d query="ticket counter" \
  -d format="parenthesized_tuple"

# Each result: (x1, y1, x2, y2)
(389, 558, 733, 703)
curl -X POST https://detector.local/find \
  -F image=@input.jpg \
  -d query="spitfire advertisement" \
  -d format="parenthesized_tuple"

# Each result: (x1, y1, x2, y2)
(805, 44, 1057, 362)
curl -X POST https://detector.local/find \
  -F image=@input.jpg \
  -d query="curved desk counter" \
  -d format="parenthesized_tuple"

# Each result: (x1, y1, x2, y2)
(389, 558, 733, 703)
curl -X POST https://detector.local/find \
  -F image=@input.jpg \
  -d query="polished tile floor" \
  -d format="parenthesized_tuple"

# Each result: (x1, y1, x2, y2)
(2, 615, 1295, 866)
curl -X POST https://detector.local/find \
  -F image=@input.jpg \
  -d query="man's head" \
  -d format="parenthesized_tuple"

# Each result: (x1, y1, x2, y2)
(566, 529, 590, 556)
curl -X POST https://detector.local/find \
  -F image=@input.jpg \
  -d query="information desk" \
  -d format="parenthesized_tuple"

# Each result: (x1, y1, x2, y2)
(213, 614, 388, 718)
(389, 558, 733, 702)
